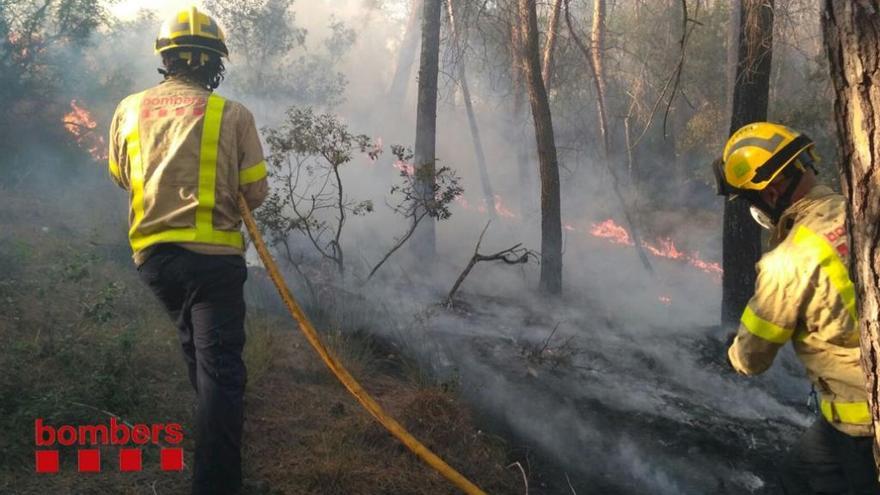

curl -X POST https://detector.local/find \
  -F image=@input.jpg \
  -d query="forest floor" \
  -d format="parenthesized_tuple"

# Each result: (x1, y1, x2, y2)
(0, 178, 816, 495)
(0, 187, 551, 494)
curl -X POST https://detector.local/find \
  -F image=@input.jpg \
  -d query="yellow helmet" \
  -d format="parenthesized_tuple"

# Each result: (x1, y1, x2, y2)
(155, 6, 228, 59)
(714, 122, 819, 229)
(714, 122, 814, 197)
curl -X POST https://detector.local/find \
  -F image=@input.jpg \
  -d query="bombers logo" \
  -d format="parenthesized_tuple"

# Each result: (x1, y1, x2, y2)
(140, 96, 207, 120)
(34, 418, 184, 474)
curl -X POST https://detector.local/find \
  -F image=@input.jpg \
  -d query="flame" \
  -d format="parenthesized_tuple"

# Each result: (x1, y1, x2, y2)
(456, 194, 516, 218)
(644, 238, 684, 259)
(63, 100, 107, 161)
(493, 195, 517, 219)
(658, 295, 672, 305)
(688, 255, 723, 276)
(590, 218, 722, 280)
(451, 193, 723, 282)
(590, 219, 632, 245)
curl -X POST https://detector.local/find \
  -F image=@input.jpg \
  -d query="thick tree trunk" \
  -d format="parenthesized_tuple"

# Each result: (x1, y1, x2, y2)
(388, 0, 423, 102)
(446, 0, 496, 216)
(542, 0, 564, 91)
(721, 0, 773, 326)
(519, 0, 563, 294)
(822, 2, 880, 464)
(412, 0, 442, 258)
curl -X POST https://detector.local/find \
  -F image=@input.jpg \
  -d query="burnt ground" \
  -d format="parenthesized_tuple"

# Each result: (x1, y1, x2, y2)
(409, 291, 812, 495)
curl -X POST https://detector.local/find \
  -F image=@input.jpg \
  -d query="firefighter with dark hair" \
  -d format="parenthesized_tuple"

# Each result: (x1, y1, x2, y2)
(714, 122, 879, 494)
(107, 7, 268, 494)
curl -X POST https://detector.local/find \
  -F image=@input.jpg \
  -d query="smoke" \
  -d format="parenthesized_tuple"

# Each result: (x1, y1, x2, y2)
(21, 1, 832, 492)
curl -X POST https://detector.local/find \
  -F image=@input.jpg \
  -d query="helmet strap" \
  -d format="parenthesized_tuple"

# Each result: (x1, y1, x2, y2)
(766, 166, 804, 225)
(739, 165, 804, 227)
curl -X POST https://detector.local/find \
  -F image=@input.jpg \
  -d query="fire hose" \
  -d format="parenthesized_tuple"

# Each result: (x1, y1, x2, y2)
(237, 194, 487, 495)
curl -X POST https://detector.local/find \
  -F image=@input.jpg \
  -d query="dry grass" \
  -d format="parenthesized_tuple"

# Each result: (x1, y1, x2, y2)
(0, 187, 523, 494)
(244, 326, 521, 495)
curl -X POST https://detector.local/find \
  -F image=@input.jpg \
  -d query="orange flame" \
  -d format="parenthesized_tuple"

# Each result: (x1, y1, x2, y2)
(644, 238, 685, 259)
(63, 100, 107, 161)
(493, 195, 517, 219)
(590, 218, 722, 280)
(590, 219, 632, 245)
(452, 194, 722, 282)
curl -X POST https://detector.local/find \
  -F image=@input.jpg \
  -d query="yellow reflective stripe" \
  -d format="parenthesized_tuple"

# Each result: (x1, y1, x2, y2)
(741, 305, 794, 344)
(109, 158, 121, 181)
(128, 92, 243, 254)
(130, 228, 243, 252)
(197, 94, 225, 240)
(125, 94, 145, 242)
(820, 399, 872, 425)
(239, 160, 267, 185)
(792, 226, 858, 323)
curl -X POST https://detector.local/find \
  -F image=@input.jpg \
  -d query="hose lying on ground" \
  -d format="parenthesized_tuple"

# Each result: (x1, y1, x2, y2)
(237, 193, 487, 495)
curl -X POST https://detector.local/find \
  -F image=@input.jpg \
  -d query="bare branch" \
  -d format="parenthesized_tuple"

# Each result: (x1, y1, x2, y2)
(446, 222, 534, 305)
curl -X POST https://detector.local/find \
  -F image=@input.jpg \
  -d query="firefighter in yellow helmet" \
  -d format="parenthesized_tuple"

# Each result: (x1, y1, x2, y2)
(715, 122, 878, 494)
(107, 7, 268, 494)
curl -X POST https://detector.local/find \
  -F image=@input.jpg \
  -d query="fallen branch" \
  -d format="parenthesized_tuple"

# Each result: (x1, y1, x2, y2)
(365, 210, 428, 282)
(565, 472, 578, 495)
(69, 401, 135, 429)
(523, 322, 579, 369)
(537, 321, 563, 356)
(446, 222, 534, 305)
(507, 461, 529, 495)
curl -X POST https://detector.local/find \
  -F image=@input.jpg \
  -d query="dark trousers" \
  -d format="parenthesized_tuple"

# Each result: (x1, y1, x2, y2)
(137, 244, 248, 495)
(781, 417, 879, 494)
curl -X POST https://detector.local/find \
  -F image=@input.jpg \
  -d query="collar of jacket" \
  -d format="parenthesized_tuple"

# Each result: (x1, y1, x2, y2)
(770, 184, 837, 245)
(160, 76, 210, 91)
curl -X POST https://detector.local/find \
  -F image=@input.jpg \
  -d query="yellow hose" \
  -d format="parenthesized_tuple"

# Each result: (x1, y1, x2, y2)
(237, 194, 487, 495)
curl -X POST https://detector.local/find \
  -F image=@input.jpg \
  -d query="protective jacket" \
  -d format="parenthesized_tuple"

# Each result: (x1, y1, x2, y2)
(728, 185, 870, 437)
(108, 77, 268, 265)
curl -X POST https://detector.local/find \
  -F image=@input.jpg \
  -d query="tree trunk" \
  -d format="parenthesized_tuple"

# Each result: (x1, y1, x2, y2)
(721, 0, 773, 326)
(589, 0, 609, 156)
(388, 0, 422, 102)
(542, 0, 564, 91)
(510, 14, 534, 218)
(519, 0, 563, 294)
(563, 0, 610, 157)
(725, 0, 740, 122)
(822, 2, 880, 464)
(412, 0, 442, 258)
(446, 0, 496, 216)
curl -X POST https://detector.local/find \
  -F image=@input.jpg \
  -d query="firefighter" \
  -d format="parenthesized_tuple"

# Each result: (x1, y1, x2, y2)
(715, 122, 879, 494)
(107, 7, 268, 494)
